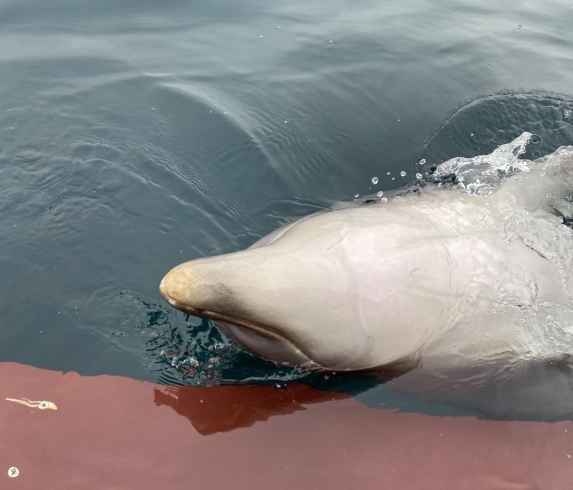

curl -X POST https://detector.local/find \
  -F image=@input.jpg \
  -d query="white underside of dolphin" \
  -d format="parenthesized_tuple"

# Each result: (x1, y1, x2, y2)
(160, 133, 573, 388)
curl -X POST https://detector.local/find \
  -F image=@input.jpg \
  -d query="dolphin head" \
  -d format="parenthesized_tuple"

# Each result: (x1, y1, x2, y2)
(160, 205, 453, 371)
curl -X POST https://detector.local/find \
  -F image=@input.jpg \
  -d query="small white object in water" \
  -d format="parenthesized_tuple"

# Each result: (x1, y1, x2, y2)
(8, 467, 18, 478)
(387, 172, 391, 175)
(400, 171, 407, 177)
(377, 191, 383, 197)
(419, 159, 426, 165)
(372, 177, 379, 185)
(355, 194, 359, 198)
(416, 173, 423, 179)
(381, 197, 388, 202)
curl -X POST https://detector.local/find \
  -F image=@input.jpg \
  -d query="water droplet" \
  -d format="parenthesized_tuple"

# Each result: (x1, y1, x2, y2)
(387, 172, 391, 175)
(377, 191, 383, 197)
(419, 159, 426, 165)
(8, 467, 19, 478)
(381, 197, 388, 202)
(355, 194, 359, 198)
(329, 40, 333, 43)
(151, 107, 155, 111)
(391, 177, 395, 180)
(400, 171, 407, 177)
(372, 177, 379, 185)
(485, 332, 490, 337)
(416, 173, 423, 179)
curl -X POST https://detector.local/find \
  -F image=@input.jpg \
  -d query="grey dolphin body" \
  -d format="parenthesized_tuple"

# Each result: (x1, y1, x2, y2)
(160, 142, 573, 390)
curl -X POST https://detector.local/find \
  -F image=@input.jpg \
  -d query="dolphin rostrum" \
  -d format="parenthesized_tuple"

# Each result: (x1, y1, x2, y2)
(160, 134, 573, 387)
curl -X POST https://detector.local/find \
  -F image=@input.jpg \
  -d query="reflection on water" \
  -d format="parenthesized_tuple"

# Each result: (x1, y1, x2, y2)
(154, 383, 351, 435)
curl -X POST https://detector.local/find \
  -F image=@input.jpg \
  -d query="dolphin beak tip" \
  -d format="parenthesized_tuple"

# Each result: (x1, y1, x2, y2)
(159, 265, 202, 315)
(159, 270, 181, 308)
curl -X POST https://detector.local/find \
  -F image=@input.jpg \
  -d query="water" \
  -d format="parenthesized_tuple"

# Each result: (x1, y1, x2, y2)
(1, 0, 573, 417)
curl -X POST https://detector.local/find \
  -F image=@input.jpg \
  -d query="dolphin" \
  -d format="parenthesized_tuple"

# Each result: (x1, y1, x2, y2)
(160, 134, 573, 388)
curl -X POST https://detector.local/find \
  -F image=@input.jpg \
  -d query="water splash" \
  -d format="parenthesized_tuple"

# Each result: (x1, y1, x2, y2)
(432, 132, 533, 196)
(433, 132, 533, 196)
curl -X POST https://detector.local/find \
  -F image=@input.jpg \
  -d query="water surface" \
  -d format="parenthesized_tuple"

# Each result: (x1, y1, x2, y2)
(2, 0, 573, 417)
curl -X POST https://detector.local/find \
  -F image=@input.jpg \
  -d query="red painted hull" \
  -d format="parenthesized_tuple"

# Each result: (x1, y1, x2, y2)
(1, 362, 572, 489)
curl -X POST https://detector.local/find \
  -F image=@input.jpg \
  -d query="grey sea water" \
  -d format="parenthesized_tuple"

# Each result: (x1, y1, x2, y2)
(1, 0, 573, 417)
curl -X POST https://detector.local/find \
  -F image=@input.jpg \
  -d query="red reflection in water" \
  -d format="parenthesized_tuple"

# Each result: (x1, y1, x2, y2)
(154, 383, 350, 435)
(1, 361, 572, 489)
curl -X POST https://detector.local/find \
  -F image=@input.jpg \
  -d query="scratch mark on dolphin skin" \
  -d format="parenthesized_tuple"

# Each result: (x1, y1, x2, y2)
(327, 231, 348, 252)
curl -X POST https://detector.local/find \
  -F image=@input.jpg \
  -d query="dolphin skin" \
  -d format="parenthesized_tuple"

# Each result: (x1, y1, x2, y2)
(160, 136, 573, 386)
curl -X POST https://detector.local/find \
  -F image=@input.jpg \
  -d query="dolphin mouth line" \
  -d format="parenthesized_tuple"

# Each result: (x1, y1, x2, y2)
(160, 282, 421, 374)
(159, 282, 317, 367)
